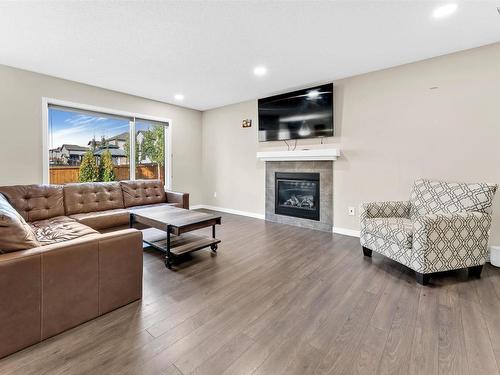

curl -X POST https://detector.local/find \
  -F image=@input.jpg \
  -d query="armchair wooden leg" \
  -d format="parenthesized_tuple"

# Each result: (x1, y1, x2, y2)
(416, 272, 430, 286)
(468, 265, 483, 278)
(362, 247, 372, 257)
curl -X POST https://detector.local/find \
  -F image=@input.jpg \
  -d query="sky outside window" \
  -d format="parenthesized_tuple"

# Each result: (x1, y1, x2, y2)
(48, 108, 129, 149)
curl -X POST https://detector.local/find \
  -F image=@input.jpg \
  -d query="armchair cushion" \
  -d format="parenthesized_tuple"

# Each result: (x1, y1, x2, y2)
(364, 217, 413, 249)
(411, 212, 492, 273)
(409, 179, 497, 219)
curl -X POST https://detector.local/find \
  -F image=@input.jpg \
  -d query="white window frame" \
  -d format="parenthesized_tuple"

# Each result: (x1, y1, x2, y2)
(42, 97, 173, 190)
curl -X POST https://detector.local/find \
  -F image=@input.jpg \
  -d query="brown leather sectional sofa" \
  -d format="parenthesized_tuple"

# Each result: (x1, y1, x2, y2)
(0, 179, 189, 359)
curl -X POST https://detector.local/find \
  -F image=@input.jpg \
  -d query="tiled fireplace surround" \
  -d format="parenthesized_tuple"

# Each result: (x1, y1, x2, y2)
(265, 161, 333, 232)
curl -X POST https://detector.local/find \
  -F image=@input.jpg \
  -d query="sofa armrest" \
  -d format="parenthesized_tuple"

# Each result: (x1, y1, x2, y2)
(411, 212, 492, 273)
(360, 201, 410, 221)
(166, 190, 189, 209)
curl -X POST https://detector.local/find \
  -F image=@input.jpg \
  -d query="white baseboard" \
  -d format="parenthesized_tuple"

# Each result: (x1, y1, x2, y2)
(332, 227, 360, 237)
(191, 204, 265, 220)
(191, 204, 360, 237)
(488, 245, 500, 266)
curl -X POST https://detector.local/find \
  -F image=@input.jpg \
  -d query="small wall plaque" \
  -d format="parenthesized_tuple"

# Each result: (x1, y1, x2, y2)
(242, 119, 252, 128)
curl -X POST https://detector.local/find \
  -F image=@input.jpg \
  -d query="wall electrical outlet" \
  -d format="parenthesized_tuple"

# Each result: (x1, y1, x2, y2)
(213, 192, 217, 198)
(348, 207, 355, 216)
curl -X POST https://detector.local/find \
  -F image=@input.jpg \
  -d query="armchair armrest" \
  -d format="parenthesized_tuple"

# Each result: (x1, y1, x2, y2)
(411, 212, 492, 273)
(360, 201, 411, 220)
(166, 190, 189, 209)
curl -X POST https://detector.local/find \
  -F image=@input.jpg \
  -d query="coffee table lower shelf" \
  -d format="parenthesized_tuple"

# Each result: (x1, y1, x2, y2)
(142, 228, 221, 268)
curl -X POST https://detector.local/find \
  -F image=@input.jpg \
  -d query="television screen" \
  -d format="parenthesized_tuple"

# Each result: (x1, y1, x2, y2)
(258, 83, 333, 142)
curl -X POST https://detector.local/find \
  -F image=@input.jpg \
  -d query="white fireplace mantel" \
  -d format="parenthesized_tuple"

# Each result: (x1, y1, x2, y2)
(256, 148, 340, 162)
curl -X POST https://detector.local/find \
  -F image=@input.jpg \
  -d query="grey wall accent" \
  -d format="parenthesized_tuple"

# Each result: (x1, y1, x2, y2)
(265, 161, 333, 232)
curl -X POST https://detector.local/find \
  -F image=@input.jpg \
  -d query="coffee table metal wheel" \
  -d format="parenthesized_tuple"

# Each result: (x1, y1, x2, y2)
(165, 257, 173, 269)
(210, 244, 218, 253)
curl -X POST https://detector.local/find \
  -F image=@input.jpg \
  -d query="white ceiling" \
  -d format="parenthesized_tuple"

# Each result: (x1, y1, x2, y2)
(0, 1, 499, 111)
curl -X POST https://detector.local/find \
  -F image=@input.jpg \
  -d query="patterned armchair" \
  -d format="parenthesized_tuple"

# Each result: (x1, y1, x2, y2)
(360, 179, 497, 285)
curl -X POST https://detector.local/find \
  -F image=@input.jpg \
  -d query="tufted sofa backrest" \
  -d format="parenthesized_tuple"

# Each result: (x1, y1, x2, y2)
(63, 182, 125, 215)
(0, 180, 168, 220)
(0, 185, 65, 222)
(120, 180, 166, 208)
(409, 179, 498, 220)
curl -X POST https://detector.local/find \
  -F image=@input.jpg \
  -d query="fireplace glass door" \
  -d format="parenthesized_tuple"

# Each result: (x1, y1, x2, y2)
(275, 172, 320, 221)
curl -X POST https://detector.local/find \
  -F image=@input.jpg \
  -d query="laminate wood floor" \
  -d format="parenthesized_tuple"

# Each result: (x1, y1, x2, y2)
(2, 210, 500, 375)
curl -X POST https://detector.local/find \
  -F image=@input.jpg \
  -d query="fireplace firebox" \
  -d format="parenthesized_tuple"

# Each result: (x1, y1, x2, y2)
(275, 172, 320, 221)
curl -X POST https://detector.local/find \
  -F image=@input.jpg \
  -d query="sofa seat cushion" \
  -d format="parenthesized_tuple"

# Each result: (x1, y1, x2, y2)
(365, 217, 413, 249)
(120, 180, 166, 208)
(69, 209, 130, 230)
(29, 216, 98, 246)
(0, 193, 40, 253)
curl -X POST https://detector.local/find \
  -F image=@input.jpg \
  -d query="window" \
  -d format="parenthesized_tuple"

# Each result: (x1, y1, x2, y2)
(46, 103, 169, 187)
(135, 119, 166, 182)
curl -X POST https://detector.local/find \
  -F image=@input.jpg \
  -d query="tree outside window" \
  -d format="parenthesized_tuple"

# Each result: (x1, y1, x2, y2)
(135, 121, 166, 183)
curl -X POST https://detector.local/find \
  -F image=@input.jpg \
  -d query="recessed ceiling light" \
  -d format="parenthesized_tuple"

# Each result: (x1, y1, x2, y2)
(174, 94, 184, 101)
(253, 66, 267, 76)
(307, 90, 320, 99)
(432, 3, 458, 18)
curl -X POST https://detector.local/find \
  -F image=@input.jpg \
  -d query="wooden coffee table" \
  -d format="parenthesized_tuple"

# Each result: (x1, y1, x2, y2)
(130, 205, 221, 269)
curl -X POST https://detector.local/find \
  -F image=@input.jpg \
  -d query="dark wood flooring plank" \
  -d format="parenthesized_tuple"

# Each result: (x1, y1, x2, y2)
(408, 288, 439, 375)
(354, 325, 389, 375)
(313, 291, 380, 375)
(377, 281, 420, 375)
(461, 295, 499, 375)
(189, 332, 254, 375)
(437, 286, 469, 375)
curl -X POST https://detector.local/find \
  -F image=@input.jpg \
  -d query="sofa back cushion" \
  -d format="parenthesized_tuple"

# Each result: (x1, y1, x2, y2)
(0, 194, 40, 253)
(64, 182, 125, 215)
(0, 185, 64, 222)
(120, 180, 166, 208)
(410, 179, 498, 219)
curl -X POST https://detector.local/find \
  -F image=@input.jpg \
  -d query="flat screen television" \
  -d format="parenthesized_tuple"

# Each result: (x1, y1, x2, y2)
(258, 83, 333, 142)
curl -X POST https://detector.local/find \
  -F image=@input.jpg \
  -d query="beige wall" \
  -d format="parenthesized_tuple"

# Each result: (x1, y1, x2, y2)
(0, 64, 203, 205)
(201, 101, 264, 214)
(201, 42, 500, 244)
